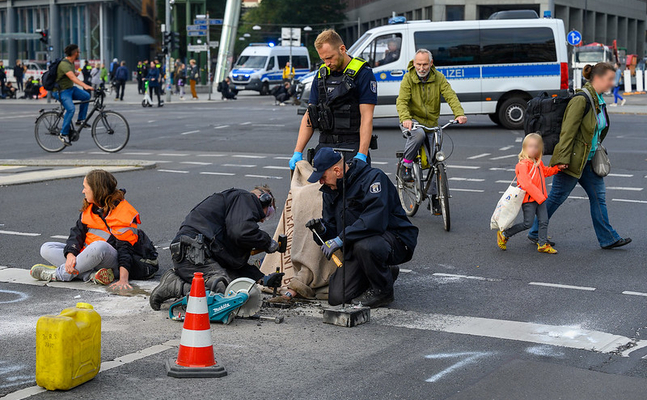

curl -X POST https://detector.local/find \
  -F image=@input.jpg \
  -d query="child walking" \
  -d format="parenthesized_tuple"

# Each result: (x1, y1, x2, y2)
(497, 133, 567, 254)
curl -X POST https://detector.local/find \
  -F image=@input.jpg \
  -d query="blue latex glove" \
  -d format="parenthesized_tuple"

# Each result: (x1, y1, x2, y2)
(354, 152, 367, 162)
(289, 151, 303, 170)
(321, 237, 343, 260)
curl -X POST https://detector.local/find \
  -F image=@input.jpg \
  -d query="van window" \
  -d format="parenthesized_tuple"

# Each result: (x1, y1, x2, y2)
(481, 28, 556, 64)
(235, 55, 268, 69)
(359, 33, 402, 68)
(277, 55, 309, 69)
(414, 30, 480, 66)
(267, 56, 275, 70)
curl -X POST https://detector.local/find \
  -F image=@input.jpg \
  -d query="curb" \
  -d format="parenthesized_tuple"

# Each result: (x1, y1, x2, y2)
(0, 159, 156, 169)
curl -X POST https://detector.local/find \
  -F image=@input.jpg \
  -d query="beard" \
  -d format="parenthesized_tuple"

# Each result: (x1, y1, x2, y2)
(416, 69, 429, 79)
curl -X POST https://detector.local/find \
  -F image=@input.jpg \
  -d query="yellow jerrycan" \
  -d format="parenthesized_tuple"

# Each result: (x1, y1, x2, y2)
(36, 302, 101, 390)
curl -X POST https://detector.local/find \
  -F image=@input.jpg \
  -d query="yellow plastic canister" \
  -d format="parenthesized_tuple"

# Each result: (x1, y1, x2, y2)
(36, 302, 101, 390)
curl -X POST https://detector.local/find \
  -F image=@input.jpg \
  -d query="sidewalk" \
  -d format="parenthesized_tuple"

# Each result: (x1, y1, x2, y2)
(603, 92, 647, 115)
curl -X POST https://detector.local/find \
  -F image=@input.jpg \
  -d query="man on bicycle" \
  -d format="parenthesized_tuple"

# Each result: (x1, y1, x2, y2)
(54, 44, 93, 146)
(396, 49, 467, 190)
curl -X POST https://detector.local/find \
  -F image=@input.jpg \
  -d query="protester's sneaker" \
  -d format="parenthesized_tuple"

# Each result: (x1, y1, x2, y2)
(537, 243, 558, 254)
(75, 120, 90, 128)
(528, 236, 555, 247)
(59, 134, 72, 147)
(497, 231, 508, 250)
(431, 196, 441, 216)
(90, 268, 115, 285)
(399, 164, 413, 182)
(30, 264, 57, 282)
(621, 99, 626, 106)
(609, 103, 618, 107)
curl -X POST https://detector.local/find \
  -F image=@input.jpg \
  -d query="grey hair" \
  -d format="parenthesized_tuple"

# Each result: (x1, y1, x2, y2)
(415, 49, 433, 61)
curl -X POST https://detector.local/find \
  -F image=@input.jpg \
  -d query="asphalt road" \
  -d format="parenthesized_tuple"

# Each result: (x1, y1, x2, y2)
(1, 91, 646, 400)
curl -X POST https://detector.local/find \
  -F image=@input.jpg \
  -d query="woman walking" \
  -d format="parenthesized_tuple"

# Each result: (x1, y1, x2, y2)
(610, 63, 626, 107)
(528, 62, 631, 249)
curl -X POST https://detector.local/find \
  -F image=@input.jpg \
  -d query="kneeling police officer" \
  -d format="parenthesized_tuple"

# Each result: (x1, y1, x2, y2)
(150, 186, 284, 310)
(306, 148, 419, 308)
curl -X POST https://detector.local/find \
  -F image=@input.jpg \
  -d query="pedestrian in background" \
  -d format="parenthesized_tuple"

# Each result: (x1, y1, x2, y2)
(99, 63, 108, 90)
(14, 59, 24, 92)
(113, 61, 129, 101)
(176, 63, 186, 100)
(610, 63, 626, 107)
(136, 61, 144, 94)
(189, 59, 199, 100)
(146, 61, 163, 107)
(0, 60, 6, 96)
(90, 63, 101, 90)
(109, 58, 119, 83)
(528, 62, 632, 250)
(282, 61, 295, 82)
(82, 60, 92, 86)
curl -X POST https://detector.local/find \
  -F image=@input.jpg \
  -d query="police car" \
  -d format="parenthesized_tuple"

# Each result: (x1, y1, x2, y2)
(299, 15, 569, 129)
(229, 44, 311, 95)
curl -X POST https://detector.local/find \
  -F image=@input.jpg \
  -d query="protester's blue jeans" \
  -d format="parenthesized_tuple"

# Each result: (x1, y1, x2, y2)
(613, 86, 624, 103)
(529, 162, 621, 247)
(53, 87, 90, 135)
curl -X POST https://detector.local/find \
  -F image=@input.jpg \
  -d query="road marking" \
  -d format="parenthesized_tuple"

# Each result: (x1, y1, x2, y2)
(158, 169, 189, 174)
(490, 167, 515, 172)
(252, 124, 285, 127)
(245, 174, 283, 180)
(0, 230, 41, 237)
(467, 153, 490, 160)
(263, 166, 291, 170)
(495, 180, 513, 184)
(50, 235, 68, 239)
(490, 154, 518, 160)
(232, 155, 267, 159)
(528, 282, 596, 291)
(180, 130, 200, 135)
(158, 153, 189, 157)
(451, 188, 485, 193)
(568, 196, 589, 200)
(622, 291, 647, 297)
(147, 120, 155, 123)
(449, 177, 485, 182)
(425, 352, 494, 383)
(612, 198, 647, 204)
(222, 164, 256, 168)
(447, 165, 480, 170)
(0, 289, 29, 304)
(433, 273, 501, 282)
(214, 125, 230, 129)
(499, 145, 515, 151)
(274, 156, 292, 160)
(123, 152, 153, 156)
(372, 161, 389, 165)
(608, 173, 633, 178)
(606, 187, 643, 191)
(197, 154, 226, 157)
(239, 121, 252, 125)
(200, 172, 235, 176)
(515, 137, 523, 142)
(181, 161, 212, 166)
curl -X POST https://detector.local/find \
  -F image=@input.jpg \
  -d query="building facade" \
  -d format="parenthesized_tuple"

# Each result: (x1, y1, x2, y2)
(341, 0, 647, 57)
(0, 0, 156, 68)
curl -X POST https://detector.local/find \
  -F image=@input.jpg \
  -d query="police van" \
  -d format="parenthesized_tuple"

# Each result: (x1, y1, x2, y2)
(299, 17, 569, 129)
(229, 44, 311, 95)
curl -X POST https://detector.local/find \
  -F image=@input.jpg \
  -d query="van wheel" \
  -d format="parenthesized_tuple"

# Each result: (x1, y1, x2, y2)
(498, 97, 527, 130)
(488, 113, 501, 126)
(260, 82, 270, 95)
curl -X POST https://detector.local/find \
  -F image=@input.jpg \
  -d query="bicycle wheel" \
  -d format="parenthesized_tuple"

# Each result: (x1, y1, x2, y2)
(35, 111, 65, 153)
(396, 161, 421, 217)
(91, 110, 130, 152)
(436, 164, 451, 231)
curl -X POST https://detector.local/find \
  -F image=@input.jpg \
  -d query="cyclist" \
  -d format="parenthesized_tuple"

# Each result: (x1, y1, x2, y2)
(396, 49, 467, 189)
(53, 44, 94, 146)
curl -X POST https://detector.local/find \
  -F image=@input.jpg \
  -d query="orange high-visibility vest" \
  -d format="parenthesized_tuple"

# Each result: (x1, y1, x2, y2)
(81, 200, 140, 248)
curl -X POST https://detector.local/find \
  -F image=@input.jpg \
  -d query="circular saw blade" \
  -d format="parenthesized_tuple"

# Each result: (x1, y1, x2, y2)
(225, 277, 262, 318)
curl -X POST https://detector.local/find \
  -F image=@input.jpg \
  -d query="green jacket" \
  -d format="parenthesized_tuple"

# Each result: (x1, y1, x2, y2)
(100, 67, 108, 83)
(550, 83, 609, 178)
(396, 60, 464, 127)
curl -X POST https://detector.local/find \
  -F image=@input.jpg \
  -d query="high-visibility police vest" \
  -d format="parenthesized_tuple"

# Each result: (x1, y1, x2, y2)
(315, 57, 368, 137)
(85, 65, 92, 71)
(81, 200, 140, 249)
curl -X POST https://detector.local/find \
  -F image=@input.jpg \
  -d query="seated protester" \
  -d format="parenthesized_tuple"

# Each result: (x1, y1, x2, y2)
(306, 148, 419, 308)
(38, 83, 48, 99)
(4, 82, 16, 99)
(31, 170, 158, 291)
(217, 77, 237, 100)
(273, 81, 294, 105)
(149, 186, 284, 310)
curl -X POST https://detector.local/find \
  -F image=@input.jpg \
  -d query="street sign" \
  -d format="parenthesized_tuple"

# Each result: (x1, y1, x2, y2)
(188, 44, 208, 52)
(187, 30, 207, 37)
(209, 19, 223, 25)
(187, 25, 205, 31)
(194, 19, 208, 26)
(567, 30, 582, 46)
(209, 41, 219, 48)
(281, 27, 301, 47)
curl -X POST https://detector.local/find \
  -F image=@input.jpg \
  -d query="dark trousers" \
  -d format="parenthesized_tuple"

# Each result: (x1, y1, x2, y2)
(16, 77, 23, 92)
(114, 79, 125, 100)
(314, 141, 371, 165)
(173, 257, 264, 286)
(137, 77, 144, 94)
(328, 231, 409, 306)
(149, 85, 161, 105)
(505, 201, 549, 245)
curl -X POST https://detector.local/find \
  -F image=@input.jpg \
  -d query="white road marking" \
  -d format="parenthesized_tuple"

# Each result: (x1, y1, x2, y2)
(222, 164, 256, 168)
(447, 165, 480, 170)
(123, 152, 153, 156)
(490, 154, 518, 160)
(568, 196, 589, 200)
(252, 124, 285, 127)
(515, 137, 523, 142)
(151, 160, 172, 164)
(451, 188, 485, 193)
(232, 155, 267, 159)
(180, 161, 212, 166)
(622, 341, 647, 357)
(490, 167, 515, 172)
(200, 172, 236, 176)
(528, 282, 596, 291)
(467, 153, 490, 160)
(239, 121, 252, 125)
(180, 130, 200, 135)
(612, 198, 647, 204)
(50, 235, 68, 239)
(158, 153, 189, 157)
(495, 180, 514, 184)
(372, 161, 389, 165)
(449, 177, 485, 182)
(425, 352, 494, 383)
(214, 125, 230, 129)
(274, 156, 292, 160)
(606, 187, 643, 191)
(622, 291, 647, 297)
(499, 145, 515, 151)
(0, 230, 41, 237)
(263, 166, 291, 170)
(245, 174, 283, 180)
(147, 120, 155, 123)
(197, 154, 226, 157)
(608, 173, 633, 178)
(433, 273, 501, 282)
(158, 169, 189, 174)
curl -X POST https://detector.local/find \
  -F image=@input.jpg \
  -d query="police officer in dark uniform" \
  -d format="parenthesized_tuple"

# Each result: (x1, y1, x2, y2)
(136, 61, 144, 94)
(0, 60, 6, 97)
(149, 186, 284, 310)
(306, 148, 419, 308)
(82, 60, 92, 86)
(289, 29, 378, 170)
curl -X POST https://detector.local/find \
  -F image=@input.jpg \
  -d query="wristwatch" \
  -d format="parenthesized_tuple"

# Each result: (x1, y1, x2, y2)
(284, 291, 294, 299)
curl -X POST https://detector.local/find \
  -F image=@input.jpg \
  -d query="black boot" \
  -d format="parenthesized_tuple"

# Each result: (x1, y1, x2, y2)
(149, 270, 190, 311)
(390, 266, 400, 282)
(351, 288, 394, 308)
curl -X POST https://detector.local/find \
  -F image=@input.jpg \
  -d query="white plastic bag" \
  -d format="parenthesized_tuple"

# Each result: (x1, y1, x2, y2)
(490, 180, 525, 231)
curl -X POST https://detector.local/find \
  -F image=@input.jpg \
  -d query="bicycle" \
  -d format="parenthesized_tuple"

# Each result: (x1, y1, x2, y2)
(34, 87, 130, 153)
(395, 120, 458, 231)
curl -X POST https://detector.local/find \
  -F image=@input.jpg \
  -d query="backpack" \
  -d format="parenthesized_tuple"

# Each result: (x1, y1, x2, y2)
(523, 91, 592, 155)
(129, 229, 159, 280)
(42, 58, 63, 91)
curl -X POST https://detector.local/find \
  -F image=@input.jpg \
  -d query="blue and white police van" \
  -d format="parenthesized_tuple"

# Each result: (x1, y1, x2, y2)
(299, 16, 569, 129)
(229, 44, 311, 95)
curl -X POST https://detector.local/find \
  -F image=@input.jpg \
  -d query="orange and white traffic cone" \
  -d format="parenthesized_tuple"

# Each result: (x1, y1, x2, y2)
(166, 272, 227, 378)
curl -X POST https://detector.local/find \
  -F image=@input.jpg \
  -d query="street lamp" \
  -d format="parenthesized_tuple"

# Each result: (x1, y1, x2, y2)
(239, 37, 245, 41)
(252, 25, 261, 31)
(303, 26, 312, 32)
(243, 33, 251, 38)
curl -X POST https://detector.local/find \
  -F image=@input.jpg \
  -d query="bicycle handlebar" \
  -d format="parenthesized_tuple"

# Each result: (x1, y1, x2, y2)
(411, 119, 458, 132)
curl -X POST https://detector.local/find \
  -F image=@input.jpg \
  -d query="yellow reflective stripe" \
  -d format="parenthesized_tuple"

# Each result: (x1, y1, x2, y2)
(343, 57, 367, 78)
(87, 228, 110, 240)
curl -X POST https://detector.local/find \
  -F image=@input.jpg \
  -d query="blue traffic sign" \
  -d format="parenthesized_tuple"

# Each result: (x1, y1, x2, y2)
(209, 19, 223, 25)
(186, 25, 204, 31)
(187, 30, 207, 37)
(194, 19, 208, 25)
(567, 30, 582, 46)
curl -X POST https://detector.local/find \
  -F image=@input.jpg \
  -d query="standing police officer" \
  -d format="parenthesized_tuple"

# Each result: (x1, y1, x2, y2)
(289, 29, 378, 169)
(136, 61, 144, 94)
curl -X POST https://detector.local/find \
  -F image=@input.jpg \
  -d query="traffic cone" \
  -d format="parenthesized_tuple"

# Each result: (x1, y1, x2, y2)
(166, 272, 226, 378)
